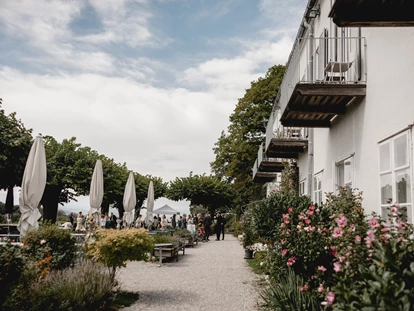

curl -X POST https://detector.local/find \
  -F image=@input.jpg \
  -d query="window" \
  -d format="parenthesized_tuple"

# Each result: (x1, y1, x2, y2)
(379, 132, 412, 223)
(299, 179, 306, 196)
(336, 156, 353, 190)
(314, 172, 323, 206)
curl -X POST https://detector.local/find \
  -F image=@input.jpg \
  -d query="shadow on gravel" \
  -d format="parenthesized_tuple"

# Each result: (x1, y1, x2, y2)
(138, 289, 199, 305)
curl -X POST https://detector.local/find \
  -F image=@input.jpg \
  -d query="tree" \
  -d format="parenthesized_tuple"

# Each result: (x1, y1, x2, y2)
(0, 100, 33, 213)
(167, 173, 234, 215)
(41, 136, 96, 222)
(210, 65, 285, 209)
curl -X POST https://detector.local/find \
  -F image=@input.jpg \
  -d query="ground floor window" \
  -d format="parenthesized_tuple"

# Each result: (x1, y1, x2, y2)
(299, 179, 306, 196)
(379, 131, 412, 223)
(314, 172, 323, 206)
(336, 155, 353, 190)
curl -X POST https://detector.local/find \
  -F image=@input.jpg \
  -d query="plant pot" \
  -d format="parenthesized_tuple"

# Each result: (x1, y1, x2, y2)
(244, 249, 254, 259)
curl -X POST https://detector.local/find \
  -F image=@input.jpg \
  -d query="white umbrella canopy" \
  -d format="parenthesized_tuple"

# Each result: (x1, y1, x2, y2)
(145, 181, 154, 227)
(88, 160, 104, 225)
(17, 135, 47, 237)
(122, 172, 136, 227)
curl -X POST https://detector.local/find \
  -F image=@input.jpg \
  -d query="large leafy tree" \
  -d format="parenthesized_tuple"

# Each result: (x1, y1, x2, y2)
(167, 173, 234, 215)
(210, 65, 285, 209)
(41, 136, 96, 222)
(0, 100, 33, 213)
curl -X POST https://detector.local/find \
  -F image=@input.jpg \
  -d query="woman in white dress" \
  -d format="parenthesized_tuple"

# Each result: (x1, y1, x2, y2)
(135, 214, 143, 228)
(75, 212, 84, 232)
(161, 215, 168, 229)
(187, 214, 196, 233)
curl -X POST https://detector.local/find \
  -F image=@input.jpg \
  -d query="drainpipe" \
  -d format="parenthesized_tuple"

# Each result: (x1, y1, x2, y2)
(303, 17, 314, 200)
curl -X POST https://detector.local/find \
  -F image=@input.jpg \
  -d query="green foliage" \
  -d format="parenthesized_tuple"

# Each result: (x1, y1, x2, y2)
(151, 234, 174, 244)
(0, 101, 33, 213)
(85, 228, 153, 280)
(210, 65, 285, 207)
(22, 222, 76, 274)
(0, 243, 27, 307)
(247, 251, 267, 275)
(167, 173, 234, 215)
(4, 260, 114, 311)
(262, 270, 321, 311)
(280, 161, 299, 195)
(241, 207, 258, 249)
(251, 192, 312, 244)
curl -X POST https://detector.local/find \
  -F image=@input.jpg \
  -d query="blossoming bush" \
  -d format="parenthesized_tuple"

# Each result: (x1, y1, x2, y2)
(331, 203, 414, 310)
(85, 228, 153, 281)
(280, 161, 299, 195)
(22, 222, 76, 275)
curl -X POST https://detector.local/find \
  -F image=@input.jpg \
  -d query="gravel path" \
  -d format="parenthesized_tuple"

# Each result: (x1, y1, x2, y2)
(117, 235, 261, 311)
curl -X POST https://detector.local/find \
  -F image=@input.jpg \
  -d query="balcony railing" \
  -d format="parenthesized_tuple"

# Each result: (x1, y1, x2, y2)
(266, 113, 306, 150)
(277, 36, 367, 126)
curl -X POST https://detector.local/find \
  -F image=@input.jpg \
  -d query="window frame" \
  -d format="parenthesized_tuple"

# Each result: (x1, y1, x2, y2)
(378, 131, 412, 223)
(335, 154, 354, 192)
(313, 171, 323, 206)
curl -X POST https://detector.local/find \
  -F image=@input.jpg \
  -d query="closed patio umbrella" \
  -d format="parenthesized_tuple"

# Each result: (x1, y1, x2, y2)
(122, 172, 136, 227)
(145, 181, 154, 228)
(17, 135, 47, 237)
(88, 160, 103, 225)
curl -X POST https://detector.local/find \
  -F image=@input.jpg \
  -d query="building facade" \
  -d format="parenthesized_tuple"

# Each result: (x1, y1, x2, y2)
(253, 0, 414, 222)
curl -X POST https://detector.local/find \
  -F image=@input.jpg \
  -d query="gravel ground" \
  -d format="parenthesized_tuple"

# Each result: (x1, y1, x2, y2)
(117, 235, 261, 311)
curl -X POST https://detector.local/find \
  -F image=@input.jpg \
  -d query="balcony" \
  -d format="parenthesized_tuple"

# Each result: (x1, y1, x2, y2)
(257, 143, 284, 173)
(252, 158, 277, 184)
(329, 0, 414, 27)
(265, 114, 308, 158)
(278, 36, 366, 128)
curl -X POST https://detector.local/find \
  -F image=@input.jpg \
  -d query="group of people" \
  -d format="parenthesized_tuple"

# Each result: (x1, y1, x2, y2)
(66, 210, 226, 241)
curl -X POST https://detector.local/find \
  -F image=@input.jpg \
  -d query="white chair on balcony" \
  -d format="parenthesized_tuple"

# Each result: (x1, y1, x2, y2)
(324, 60, 354, 83)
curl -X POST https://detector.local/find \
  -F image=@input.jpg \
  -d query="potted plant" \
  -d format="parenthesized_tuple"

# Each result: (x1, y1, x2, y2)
(241, 209, 257, 259)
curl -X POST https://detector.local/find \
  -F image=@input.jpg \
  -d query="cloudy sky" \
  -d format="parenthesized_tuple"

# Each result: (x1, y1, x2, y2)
(0, 0, 306, 215)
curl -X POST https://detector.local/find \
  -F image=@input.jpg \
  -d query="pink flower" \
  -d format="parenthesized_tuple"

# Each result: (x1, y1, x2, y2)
(318, 265, 327, 272)
(355, 235, 361, 243)
(309, 226, 315, 231)
(381, 225, 391, 232)
(339, 256, 345, 263)
(287, 257, 296, 267)
(306, 210, 314, 216)
(280, 223, 285, 228)
(288, 208, 293, 213)
(297, 225, 302, 231)
(326, 292, 335, 305)
(397, 219, 407, 231)
(40, 239, 46, 245)
(348, 225, 355, 232)
(281, 239, 285, 245)
(286, 229, 291, 235)
(299, 284, 309, 291)
(335, 214, 348, 227)
(367, 230, 375, 239)
(282, 214, 289, 219)
(365, 236, 373, 248)
(394, 202, 400, 209)
(275, 188, 279, 192)
(369, 217, 380, 228)
(317, 284, 324, 293)
(305, 218, 311, 224)
(332, 227, 343, 238)
(309, 205, 315, 211)
(333, 262, 342, 272)
(282, 249, 288, 255)
(284, 220, 290, 224)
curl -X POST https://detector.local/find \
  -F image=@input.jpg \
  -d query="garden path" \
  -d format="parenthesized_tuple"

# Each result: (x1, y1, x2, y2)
(118, 235, 261, 311)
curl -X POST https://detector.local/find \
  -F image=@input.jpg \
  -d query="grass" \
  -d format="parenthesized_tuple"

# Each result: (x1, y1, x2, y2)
(247, 251, 266, 275)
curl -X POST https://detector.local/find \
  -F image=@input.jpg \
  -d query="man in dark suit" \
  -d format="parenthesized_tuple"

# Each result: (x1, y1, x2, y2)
(203, 213, 212, 241)
(215, 211, 225, 240)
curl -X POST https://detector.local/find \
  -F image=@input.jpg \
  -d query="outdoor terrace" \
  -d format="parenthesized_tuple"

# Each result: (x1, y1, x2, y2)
(252, 158, 277, 184)
(278, 36, 366, 128)
(329, 0, 414, 27)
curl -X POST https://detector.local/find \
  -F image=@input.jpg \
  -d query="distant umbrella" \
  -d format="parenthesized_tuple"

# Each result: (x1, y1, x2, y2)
(88, 160, 103, 225)
(145, 181, 154, 228)
(17, 135, 47, 237)
(122, 172, 136, 227)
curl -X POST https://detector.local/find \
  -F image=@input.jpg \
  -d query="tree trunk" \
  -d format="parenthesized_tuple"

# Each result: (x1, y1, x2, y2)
(5, 185, 14, 214)
(41, 187, 61, 223)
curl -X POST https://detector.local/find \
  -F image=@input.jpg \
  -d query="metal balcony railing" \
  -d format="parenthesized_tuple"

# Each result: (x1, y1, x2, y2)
(258, 143, 284, 164)
(277, 36, 367, 117)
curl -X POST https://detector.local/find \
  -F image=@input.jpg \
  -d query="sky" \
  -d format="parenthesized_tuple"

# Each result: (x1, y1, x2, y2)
(0, 0, 306, 216)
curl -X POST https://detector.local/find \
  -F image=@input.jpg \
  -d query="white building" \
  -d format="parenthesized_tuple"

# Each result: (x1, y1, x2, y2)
(252, 0, 414, 222)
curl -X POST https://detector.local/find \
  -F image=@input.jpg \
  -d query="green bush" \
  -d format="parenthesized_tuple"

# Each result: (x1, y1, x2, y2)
(4, 260, 114, 311)
(152, 234, 174, 244)
(0, 243, 27, 307)
(263, 269, 320, 311)
(22, 222, 76, 275)
(85, 228, 153, 281)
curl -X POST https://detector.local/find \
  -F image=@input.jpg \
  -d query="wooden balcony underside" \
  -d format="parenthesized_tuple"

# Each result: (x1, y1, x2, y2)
(266, 138, 308, 159)
(259, 160, 284, 173)
(329, 0, 414, 27)
(280, 83, 366, 128)
(253, 172, 277, 183)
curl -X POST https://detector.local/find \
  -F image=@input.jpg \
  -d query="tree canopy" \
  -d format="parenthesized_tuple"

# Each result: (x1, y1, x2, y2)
(167, 173, 234, 215)
(210, 65, 285, 208)
(0, 100, 33, 213)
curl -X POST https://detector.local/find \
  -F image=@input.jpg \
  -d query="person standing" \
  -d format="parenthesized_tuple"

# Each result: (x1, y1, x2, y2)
(181, 213, 187, 229)
(110, 212, 117, 229)
(215, 211, 225, 241)
(75, 212, 84, 233)
(203, 213, 212, 241)
(68, 212, 74, 225)
(172, 214, 177, 229)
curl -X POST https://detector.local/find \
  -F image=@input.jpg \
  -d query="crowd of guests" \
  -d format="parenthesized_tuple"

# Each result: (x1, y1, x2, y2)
(65, 210, 226, 241)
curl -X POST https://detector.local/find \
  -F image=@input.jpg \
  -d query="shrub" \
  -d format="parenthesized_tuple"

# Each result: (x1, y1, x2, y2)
(0, 243, 27, 307)
(22, 222, 76, 275)
(5, 260, 114, 311)
(85, 228, 153, 281)
(241, 207, 258, 249)
(262, 269, 321, 311)
(280, 161, 299, 195)
(152, 234, 174, 244)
